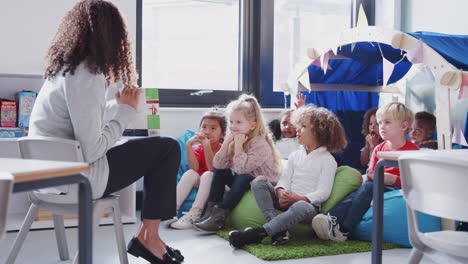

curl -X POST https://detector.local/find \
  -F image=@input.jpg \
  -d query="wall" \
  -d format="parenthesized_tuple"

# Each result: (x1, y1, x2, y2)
(0, 0, 136, 75)
(401, 0, 468, 35)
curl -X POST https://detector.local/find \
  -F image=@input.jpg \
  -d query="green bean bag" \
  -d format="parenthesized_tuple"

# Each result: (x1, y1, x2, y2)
(321, 166, 362, 213)
(226, 166, 362, 237)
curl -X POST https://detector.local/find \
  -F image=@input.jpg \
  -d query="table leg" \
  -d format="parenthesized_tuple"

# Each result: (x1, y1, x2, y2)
(371, 159, 385, 264)
(78, 176, 93, 264)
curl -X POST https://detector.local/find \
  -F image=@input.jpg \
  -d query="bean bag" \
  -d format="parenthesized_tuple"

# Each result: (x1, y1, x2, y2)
(352, 189, 441, 247)
(227, 166, 363, 237)
(321, 166, 362, 213)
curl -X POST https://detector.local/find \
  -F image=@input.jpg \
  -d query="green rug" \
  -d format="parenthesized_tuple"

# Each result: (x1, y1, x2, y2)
(216, 230, 400, 261)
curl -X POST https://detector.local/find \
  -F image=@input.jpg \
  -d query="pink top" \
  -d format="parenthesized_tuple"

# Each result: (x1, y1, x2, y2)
(213, 136, 279, 184)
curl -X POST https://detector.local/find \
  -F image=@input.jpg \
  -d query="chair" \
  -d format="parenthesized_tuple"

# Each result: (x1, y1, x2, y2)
(0, 138, 21, 158)
(5, 136, 128, 264)
(0, 172, 14, 240)
(399, 151, 468, 264)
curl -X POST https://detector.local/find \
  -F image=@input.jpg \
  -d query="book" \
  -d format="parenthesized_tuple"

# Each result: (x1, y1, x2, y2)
(15, 91, 38, 128)
(0, 100, 17, 127)
(0, 127, 23, 138)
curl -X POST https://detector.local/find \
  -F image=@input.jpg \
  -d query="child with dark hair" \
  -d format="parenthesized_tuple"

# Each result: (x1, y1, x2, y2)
(410, 111, 438, 149)
(170, 110, 226, 230)
(269, 94, 306, 159)
(228, 106, 347, 247)
(273, 109, 300, 159)
(29, 1, 182, 262)
(360, 108, 383, 167)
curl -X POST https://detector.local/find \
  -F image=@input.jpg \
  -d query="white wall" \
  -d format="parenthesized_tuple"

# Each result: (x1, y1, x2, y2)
(401, 0, 468, 35)
(159, 108, 282, 137)
(0, 0, 136, 75)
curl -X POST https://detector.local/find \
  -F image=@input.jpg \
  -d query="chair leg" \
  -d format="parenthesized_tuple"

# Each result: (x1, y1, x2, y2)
(53, 214, 70, 260)
(408, 248, 424, 264)
(5, 204, 39, 264)
(112, 199, 129, 264)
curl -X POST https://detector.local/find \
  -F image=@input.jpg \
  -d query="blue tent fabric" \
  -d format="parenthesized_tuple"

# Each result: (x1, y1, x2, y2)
(302, 31, 468, 168)
(408, 32, 468, 71)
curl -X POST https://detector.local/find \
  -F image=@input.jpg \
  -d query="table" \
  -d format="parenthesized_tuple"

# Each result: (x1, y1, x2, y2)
(0, 158, 92, 264)
(371, 149, 468, 264)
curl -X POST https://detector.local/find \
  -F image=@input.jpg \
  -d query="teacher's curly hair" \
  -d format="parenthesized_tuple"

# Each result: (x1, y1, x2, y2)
(44, 0, 137, 85)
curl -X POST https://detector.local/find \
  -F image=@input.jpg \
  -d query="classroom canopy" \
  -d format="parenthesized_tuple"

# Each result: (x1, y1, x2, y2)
(299, 27, 468, 168)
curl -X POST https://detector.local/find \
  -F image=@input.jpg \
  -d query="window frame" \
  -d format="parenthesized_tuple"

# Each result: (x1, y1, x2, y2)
(136, 0, 375, 108)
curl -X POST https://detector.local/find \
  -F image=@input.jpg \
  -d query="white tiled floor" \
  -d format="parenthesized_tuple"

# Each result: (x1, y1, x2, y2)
(0, 218, 438, 264)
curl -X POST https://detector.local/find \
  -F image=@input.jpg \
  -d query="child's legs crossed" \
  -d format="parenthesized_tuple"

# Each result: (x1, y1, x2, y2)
(190, 171, 213, 215)
(176, 169, 200, 211)
(251, 179, 279, 222)
(263, 200, 318, 236)
(219, 173, 254, 210)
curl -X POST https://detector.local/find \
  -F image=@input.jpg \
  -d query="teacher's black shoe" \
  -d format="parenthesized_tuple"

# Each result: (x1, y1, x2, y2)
(166, 245, 184, 262)
(127, 237, 181, 264)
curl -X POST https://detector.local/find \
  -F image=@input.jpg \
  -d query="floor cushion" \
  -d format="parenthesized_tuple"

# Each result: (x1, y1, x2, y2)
(321, 166, 362, 214)
(352, 189, 441, 247)
(227, 166, 363, 237)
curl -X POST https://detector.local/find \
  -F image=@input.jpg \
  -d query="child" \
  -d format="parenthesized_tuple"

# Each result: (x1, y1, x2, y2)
(228, 106, 347, 247)
(273, 109, 301, 159)
(360, 107, 383, 167)
(195, 94, 282, 232)
(312, 102, 419, 242)
(170, 110, 226, 229)
(269, 94, 306, 159)
(410, 111, 437, 149)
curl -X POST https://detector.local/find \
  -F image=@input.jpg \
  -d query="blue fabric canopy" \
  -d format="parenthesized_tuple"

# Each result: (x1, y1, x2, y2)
(302, 32, 468, 169)
(408, 31, 468, 71)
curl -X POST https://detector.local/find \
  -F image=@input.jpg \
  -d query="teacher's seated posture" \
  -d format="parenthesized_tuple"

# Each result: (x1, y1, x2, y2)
(29, 1, 182, 263)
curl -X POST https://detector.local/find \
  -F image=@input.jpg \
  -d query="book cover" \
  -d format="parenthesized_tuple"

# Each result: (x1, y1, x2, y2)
(0, 101, 17, 127)
(15, 91, 38, 128)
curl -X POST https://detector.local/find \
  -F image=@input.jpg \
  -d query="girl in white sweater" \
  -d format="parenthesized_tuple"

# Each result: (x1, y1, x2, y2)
(228, 106, 348, 247)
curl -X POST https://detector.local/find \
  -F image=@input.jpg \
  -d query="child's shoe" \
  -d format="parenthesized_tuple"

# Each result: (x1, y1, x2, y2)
(169, 212, 199, 230)
(228, 227, 268, 248)
(271, 230, 289, 246)
(312, 214, 349, 242)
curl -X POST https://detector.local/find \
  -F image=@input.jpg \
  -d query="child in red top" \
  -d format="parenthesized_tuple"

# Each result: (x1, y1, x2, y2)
(312, 102, 419, 241)
(170, 110, 226, 229)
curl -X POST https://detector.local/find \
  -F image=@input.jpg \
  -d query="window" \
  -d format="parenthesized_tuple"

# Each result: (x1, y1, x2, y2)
(137, 0, 374, 107)
(272, 0, 352, 92)
(139, 0, 241, 106)
(141, 0, 240, 91)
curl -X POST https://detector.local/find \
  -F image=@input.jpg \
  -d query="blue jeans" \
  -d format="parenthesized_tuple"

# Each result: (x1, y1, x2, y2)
(328, 181, 395, 232)
(208, 169, 254, 210)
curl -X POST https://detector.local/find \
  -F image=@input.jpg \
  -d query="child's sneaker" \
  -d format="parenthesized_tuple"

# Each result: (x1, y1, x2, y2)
(312, 214, 349, 242)
(228, 227, 267, 248)
(271, 230, 289, 246)
(169, 212, 199, 230)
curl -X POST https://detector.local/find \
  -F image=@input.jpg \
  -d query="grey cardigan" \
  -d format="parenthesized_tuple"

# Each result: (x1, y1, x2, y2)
(29, 63, 136, 199)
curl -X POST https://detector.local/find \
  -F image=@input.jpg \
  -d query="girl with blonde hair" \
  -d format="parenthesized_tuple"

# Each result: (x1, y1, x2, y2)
(195, 94, 282, 232)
